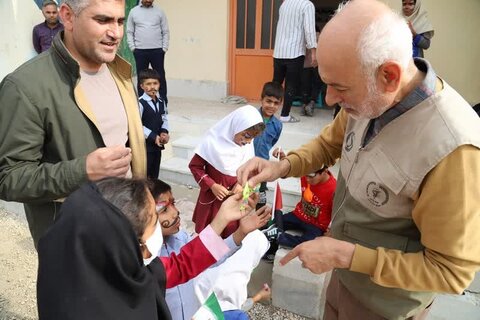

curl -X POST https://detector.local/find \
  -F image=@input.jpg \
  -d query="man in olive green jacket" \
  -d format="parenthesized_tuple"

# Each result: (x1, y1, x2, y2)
(0, 0, 146, 247)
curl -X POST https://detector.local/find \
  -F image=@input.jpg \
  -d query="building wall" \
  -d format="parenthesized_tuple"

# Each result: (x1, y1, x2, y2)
(0, 1, 43, 81)
(159, 0, 230, 100)
(384, 0, 479, 104)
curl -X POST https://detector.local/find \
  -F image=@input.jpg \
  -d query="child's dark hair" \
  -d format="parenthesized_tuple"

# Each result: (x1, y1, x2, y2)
(95, 177, 153, 238)
(138, 68, 161, 84)
(317, 165, 329, 174)
(149, 179, 172, 200)
(245, 122, 266, 135)
(261, 82, 283, 100)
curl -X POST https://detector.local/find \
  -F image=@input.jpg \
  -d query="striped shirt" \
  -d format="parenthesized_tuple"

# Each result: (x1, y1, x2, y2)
(273, 0, 317, 59)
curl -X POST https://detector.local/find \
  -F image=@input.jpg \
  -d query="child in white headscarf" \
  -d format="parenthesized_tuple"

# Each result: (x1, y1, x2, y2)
(401, 0, 434, 57)
(189, 105, 265, 238)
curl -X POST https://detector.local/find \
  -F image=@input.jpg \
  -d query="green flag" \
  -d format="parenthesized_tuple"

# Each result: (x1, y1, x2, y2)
(192, 292, 224, 320)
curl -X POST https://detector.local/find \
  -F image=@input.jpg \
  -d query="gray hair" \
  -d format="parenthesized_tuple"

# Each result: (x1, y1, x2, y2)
(357, 11, 412, 81)
(63, 0, 90, 15)
(335, 1, 412, 83)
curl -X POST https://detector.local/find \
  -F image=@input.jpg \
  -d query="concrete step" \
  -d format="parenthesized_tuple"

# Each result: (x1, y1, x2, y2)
(171, 135, 201, 160)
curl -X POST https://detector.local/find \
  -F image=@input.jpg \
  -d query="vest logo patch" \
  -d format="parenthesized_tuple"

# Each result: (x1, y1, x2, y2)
(345, 132, 355, 152)
(366, 182, 389, 207)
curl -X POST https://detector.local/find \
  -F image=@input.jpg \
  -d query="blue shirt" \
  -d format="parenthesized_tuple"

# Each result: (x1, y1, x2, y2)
(253, 108, 283, 160)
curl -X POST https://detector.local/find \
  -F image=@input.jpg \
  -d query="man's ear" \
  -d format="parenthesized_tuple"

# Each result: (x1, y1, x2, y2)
(378, 61, 401, 93)
(58, 4, 75, 31)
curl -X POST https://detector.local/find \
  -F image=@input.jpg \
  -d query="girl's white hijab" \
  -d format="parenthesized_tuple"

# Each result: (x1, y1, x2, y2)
(403, 0, 434, 34)
(195, 105, 262, 176)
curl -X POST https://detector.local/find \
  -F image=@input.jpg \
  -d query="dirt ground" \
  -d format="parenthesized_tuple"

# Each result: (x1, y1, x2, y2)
(0, 209, 38, 320)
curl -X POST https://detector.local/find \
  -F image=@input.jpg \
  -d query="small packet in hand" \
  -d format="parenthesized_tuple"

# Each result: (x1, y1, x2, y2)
(240, 183, 259, 212)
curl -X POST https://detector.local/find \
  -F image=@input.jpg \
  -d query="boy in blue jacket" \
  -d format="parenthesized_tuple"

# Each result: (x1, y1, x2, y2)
(253, 82, 284, 209)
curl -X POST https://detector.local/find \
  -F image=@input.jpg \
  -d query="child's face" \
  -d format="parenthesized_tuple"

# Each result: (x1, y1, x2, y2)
(260, 95, 282, 117)
(140, 78, 160, 99)
(155, 191, 181, 236)
(233, 129, 260, 146)
(305, 170, 330, 185)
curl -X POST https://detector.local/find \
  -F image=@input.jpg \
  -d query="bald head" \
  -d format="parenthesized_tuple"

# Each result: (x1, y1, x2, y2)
(317, 0, 414, 119)
(319, 0, 411, 74)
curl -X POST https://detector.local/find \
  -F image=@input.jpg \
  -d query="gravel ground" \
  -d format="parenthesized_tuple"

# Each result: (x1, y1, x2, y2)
(0, 209, 38, 320)
(0, 198, 309, 320)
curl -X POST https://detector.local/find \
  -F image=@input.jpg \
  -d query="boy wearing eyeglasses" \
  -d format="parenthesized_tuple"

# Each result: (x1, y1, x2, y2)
(264, 160, 336, 250)
(149, 179, 272, 320)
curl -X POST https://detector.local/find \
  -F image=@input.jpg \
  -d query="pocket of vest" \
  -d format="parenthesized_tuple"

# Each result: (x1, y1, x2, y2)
(343, 222, 422, 252)
(367, 148, 407, 196)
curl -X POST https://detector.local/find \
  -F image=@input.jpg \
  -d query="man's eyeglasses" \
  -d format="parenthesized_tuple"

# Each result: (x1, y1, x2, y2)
(306, 172, 318, 178)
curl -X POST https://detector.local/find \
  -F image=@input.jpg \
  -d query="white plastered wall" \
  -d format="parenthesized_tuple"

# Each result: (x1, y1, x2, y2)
(382, 0, 480, 104)
(0, 1, 43, 81)
(157, 0, 230, 100)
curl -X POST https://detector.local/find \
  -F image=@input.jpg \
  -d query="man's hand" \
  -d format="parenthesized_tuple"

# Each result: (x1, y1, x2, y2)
(236, 157, 291, 188)
(309, 48, 318, 67)
(280, 237, 355, 274)
(233, 205, 272, 245)
(211, 183, 230, 201)
(86, 146, 131, 181)
(155, 135, 163, 147)
(160, 132, 170, 144)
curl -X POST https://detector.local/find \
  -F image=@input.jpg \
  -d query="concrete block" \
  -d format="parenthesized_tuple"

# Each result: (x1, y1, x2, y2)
(272, 248, 328, 319)
(426, 293, 480, 320)
(467, 272, 480, 293)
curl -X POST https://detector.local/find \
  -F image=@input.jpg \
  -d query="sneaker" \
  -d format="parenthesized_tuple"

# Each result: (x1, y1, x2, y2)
(261, 252, 276, 263)
(304, 101, 314, 117)
(262, 224, 279, 241)
(280, 115, 300, 123)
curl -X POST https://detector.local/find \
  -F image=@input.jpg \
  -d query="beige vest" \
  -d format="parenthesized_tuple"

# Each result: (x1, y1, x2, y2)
(331, 81, 480, 319)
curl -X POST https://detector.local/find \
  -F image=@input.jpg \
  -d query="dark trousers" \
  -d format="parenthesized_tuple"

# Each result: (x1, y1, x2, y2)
(301, 67, 326, 105)
(273, 56, 305, 117)
(147, 150, 162, 179)
(277, 212, 324, 248)
(134, 48, 167, 101)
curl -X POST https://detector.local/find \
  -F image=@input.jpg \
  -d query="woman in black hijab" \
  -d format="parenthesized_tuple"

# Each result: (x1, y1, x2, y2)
(37, 178, 253, 320)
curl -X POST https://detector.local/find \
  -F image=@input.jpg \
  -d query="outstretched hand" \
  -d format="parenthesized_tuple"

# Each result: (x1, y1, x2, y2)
(279, 237, 355, 274)
(236, 157, 291, 188)
(233, 205, 272, 245)
(240, 205, 272, 234)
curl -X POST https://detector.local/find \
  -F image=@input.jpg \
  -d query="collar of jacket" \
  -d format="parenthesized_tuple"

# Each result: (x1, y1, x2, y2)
(51, 31, 132, 82)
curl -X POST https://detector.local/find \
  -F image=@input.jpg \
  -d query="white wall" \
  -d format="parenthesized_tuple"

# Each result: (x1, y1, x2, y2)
(382, 0, 480, 104)
(0, 1, 43, 81)
(156, 0, 230, 100)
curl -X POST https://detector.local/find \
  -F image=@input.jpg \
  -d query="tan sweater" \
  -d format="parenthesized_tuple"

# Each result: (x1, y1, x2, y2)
(287, 109, 480, 293)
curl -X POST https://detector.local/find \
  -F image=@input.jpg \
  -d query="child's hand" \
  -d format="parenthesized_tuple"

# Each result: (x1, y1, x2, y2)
(211, 183, 230, 201)
(272, 148, 286, 160)
(239, 206, 271, 235)
(210, 193, 250, 235)
(160, 132, 170, 144)
(155, 135, 163, 147)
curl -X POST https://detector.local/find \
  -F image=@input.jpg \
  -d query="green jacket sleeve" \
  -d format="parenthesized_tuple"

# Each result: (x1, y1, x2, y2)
(0, 78, 88, 203)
